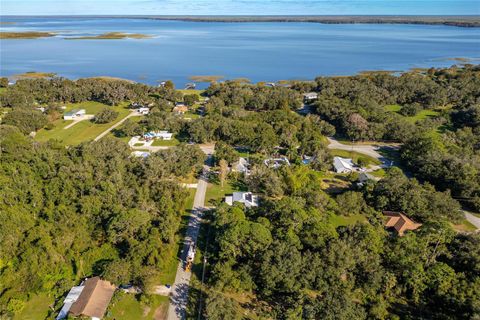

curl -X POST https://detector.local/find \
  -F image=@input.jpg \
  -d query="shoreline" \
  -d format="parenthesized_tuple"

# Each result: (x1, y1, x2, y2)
(1, 15, 480, 27)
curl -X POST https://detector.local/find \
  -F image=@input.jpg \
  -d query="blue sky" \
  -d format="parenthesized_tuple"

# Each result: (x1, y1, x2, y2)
(2, 0, 479, 16)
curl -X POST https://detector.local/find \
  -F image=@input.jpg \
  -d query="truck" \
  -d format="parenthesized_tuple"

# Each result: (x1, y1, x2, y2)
(185, 243, 195, 272)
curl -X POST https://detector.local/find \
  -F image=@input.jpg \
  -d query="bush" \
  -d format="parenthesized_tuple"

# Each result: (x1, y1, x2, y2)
(184, 93, 200, 106)
(399, 103, 422, 117)
(93, 108, 119, 124)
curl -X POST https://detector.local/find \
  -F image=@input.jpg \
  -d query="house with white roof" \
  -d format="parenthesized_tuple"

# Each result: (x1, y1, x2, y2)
(333, 156, 354, 173)
(64, 109, 86, 120)
(225, 192, 259, 208)
(232, 157, 250, 175)
(304, 92, 318, 102)
(143, 131, 173, 141)
(264, 157, 290, 169)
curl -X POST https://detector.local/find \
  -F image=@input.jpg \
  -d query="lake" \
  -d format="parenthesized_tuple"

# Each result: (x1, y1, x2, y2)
(1, 17, 479, 87)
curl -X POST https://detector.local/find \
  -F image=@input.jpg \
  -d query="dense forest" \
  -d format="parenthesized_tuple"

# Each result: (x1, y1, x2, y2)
(0, 65, 479, 319)
(0, 126, 205, 317)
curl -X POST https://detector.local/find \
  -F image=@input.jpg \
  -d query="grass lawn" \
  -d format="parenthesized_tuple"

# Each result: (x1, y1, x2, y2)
(405, 109, 440, 123)
(205, 179, 247, 206)
(106, 293, 169, 320)
(451, 219, 478, 233)
(151, 138, 180, 147)
(330, 149, 381, 166)
(329, 214, 367, 227)
(384, 104, 440, 123)
(369, 169, 386, 178)
(13, 293, 53, 320)
(178, 89, 205, 96)
(35, 102, 130, 145)
(384, 104, 402, 112)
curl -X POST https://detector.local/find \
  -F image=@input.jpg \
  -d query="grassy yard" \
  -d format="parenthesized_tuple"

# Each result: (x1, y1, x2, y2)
(178, 89, 205, 96)
(451, 219, 478, 233)
(405, 109, 440, 123)
(205, 179, 247, 206)
(384, 104, 440, 123)
(330, 149, 381, 166)
(329, 214, 367, 227)
(13, 293, 53, 320)
(151, 137, 180, 147)
(35, 101, 131, 145)
(106, 293, 169, 320)
(384, 104, 402, 112)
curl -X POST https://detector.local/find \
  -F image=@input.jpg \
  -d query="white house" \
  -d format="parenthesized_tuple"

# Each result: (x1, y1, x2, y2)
(131, 151, 151, 158)
(333, 156, 354, 173)
(225, 192, 259, 208)
(63, 109, 86, 120)
(143, 131, 173, 140)
(137, 107, 150, 115)
(304, 92, 318, 102)
(56, 285, 85, 320)
(232, 157, 250, 175)
(264, 157, 291, 169)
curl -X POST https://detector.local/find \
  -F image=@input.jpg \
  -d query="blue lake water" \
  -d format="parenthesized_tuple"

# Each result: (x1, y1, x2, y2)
(1, 17, 479, 87)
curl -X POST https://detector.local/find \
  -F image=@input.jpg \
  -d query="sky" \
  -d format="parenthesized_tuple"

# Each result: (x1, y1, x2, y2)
(1, 0, 479, 16)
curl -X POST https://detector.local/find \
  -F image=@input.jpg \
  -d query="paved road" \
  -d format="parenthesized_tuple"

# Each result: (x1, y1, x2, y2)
(93, 111, 142, 142)
(167, 157, 212, 320)
(465, 211, 480, 230)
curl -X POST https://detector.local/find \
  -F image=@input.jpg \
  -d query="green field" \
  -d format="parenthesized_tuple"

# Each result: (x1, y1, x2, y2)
(151, 137, 180, 147)
(384, 104, 402, 112)
(13, 293, 53, 320)
(329, 214, 367, 227)
(106, 293, 169, 320)
(35, 101, 131, 145)
(405, 109, 440, 123)
(384, 104, 440, 123)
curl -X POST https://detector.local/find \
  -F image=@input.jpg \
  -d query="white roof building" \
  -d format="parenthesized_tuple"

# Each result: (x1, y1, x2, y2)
(264, 157, 290, 169)
(225, 192, 259, 208)
(137, 107, 150, 115)
(333, 156, 354, 173)
(63, 109, 86, 120)
(56, 285, 85, 320)
(131, 151, 151, 158)
(232, 157, 250, 175)
(304, 92, 318, 100)
(143, 131, 173, 140)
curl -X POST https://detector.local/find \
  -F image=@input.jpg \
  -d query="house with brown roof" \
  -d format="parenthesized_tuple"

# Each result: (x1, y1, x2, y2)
(173, 105, 188, 115)
(383, 211, 422, 236)
(67, 277, 116, 320)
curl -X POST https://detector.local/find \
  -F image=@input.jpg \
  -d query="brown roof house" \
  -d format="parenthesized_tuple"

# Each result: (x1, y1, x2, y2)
(173, 104, 188, 115)
(383, 211, 422, 236)
(68, 277, 116, 319)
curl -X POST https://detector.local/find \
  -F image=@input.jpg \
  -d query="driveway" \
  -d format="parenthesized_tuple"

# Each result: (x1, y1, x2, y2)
(93, 111, 143, 142)
(464, 211, 480, 230)
(63, 114, 94, 129)
(167, 157, 212, 320)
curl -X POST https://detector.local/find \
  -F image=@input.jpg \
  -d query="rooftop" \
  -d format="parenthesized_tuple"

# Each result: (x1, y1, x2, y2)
(69, 277, 116, 319)
(383, 211, 422, 236)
